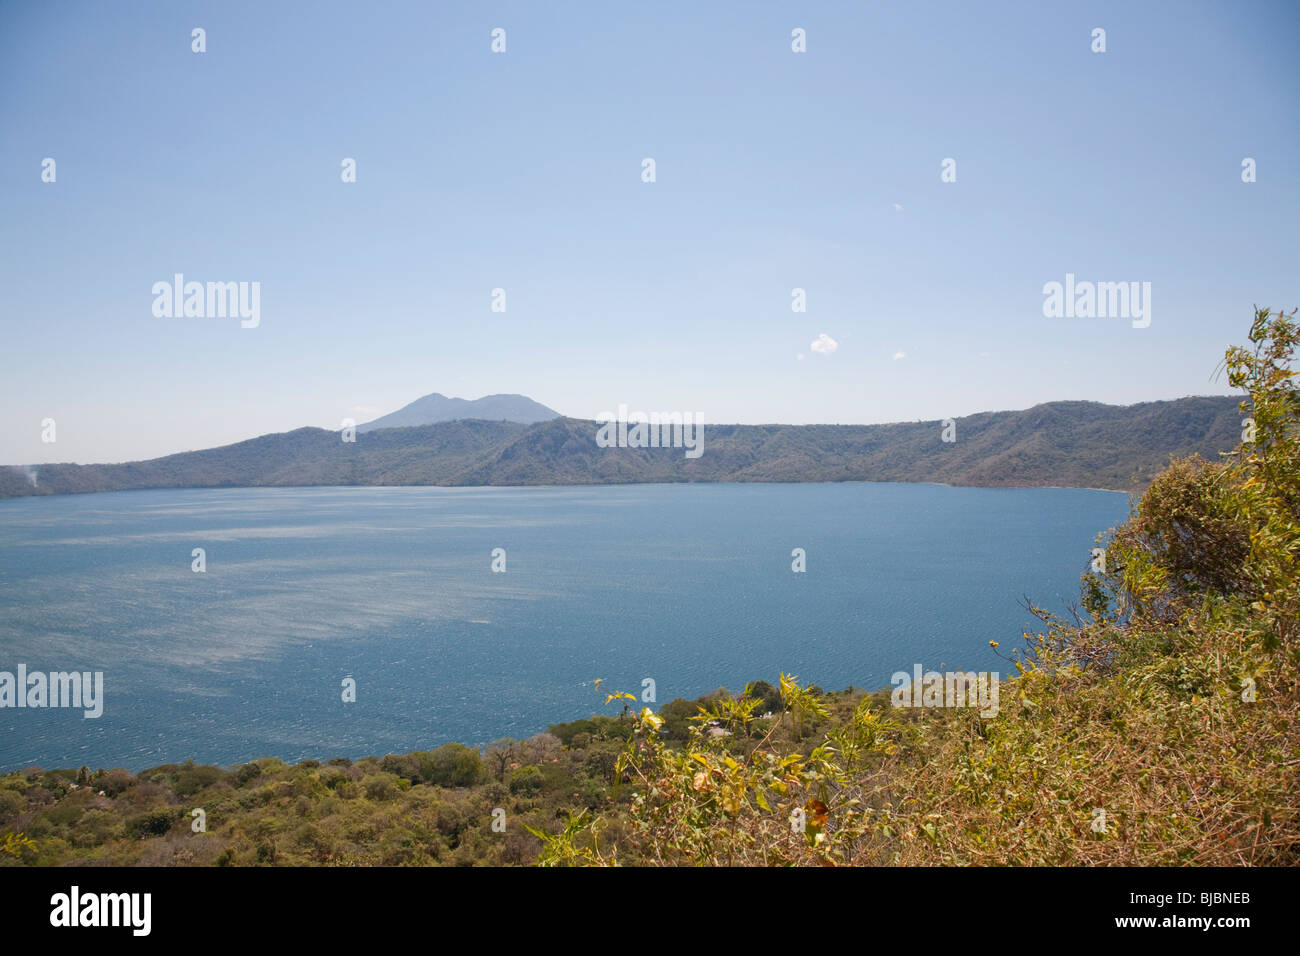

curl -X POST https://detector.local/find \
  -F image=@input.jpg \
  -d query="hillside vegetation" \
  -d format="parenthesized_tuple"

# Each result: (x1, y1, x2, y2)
(3, 395, 1243, 499)
(1, 309, 1295, 867)
(531, 308, 1297, 866)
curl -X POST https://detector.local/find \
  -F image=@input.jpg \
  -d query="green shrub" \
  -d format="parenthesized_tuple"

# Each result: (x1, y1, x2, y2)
(0, 790, 24, 826)
(361, 773, 400, 801)
(508, 766, 544, 796)
(423, 744, 483, 788)
(125, 807, 178, 839)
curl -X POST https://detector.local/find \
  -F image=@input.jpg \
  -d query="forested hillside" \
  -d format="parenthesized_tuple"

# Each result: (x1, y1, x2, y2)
(2, 395, 1244, 498)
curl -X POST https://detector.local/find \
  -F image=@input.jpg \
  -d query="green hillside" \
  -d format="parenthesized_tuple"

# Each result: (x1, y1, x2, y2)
(3, 395, 1244, 498)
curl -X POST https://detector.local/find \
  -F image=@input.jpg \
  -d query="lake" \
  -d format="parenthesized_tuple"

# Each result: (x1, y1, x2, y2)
(0, 482, 1130, 772)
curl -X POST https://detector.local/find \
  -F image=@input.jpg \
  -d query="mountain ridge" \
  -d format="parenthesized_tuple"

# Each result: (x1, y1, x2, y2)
(0, 395, 1246, 499)
(357, 392, 560, 432)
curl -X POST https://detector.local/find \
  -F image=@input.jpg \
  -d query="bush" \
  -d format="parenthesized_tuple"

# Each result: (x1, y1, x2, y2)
(508, 765, 544, 796)
(175, 764, 230, 798)
(380, 753, 421, 782)
(0, 790, 25, 825)
(125, 807, 177, 839)
(423, 744, 483, 788)
(361, 773, 400, 801)
(98, 769, 135, 797)
(547, 718, 598, 746)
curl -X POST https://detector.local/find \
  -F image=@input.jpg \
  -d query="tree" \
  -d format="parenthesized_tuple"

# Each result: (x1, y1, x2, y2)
(508, 765, 544, 796)
(424, 743, 484, 788)
(483, 739, 516, 782)
(516, 733, 562, 765)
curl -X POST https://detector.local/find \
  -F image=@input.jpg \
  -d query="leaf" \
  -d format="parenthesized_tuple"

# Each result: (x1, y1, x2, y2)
(808, 800, 829, 829)
(721, 788, 742, 815)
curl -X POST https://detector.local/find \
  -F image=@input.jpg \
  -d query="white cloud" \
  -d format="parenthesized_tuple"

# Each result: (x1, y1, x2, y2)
(811, 333, 838, 355)
(796, 353, 806, 361)
(892, 350, 906, 360)
(892, 203, 904, 212)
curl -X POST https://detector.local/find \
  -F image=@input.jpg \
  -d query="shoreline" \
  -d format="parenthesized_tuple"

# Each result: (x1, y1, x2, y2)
(0, 476, 1138, 504)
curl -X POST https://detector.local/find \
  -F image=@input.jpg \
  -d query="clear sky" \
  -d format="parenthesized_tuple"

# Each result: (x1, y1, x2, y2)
(2, 0, 1297, 464)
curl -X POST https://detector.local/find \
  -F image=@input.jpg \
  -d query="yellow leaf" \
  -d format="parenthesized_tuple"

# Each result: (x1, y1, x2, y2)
(721, 789, 741, 815)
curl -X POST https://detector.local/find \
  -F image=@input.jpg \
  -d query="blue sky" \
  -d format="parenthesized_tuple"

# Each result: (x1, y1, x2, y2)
(2, 0, 1297, 464)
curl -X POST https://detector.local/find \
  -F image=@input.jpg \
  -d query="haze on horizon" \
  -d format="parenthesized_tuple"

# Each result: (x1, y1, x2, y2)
(1, 1, 1297, 465)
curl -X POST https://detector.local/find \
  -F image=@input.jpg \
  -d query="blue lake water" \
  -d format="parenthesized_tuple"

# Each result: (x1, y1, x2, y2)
(0, 483, 1130, 772)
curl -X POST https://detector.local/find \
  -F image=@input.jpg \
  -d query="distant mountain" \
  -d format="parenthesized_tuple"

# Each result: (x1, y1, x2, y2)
(357, 393, 560, 432)
(0, 396, 1247, 499)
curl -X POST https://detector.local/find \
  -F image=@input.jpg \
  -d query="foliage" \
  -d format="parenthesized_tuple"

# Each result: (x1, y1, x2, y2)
(0, 832, 35, 859)
(0, 733, 563, 867)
